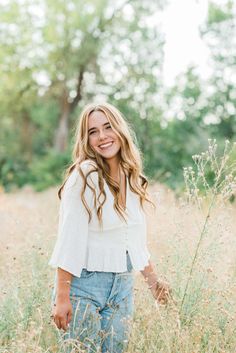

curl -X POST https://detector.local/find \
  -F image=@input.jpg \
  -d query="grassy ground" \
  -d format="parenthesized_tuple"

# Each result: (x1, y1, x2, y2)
(0, 174, 236, 352)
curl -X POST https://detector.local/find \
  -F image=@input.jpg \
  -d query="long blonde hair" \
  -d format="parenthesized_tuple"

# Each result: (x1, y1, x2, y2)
(58, 102, 154, 224)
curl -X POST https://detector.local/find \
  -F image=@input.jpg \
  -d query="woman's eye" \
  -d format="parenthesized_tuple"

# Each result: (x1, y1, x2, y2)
(89, 130, 96, 135)
(106, 125, 112, 129)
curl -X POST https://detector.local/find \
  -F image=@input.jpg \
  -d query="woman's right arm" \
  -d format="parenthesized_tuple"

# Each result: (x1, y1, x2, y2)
(53, 267, 72, 331)
(49, 161, 98, 330)
(49, 161, 98, 278)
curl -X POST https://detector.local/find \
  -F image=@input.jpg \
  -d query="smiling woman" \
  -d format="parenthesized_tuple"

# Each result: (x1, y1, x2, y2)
(49, 102, 171, 353)
(88, 111, 121, 159)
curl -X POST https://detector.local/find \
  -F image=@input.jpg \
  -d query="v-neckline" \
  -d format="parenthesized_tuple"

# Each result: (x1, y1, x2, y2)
(104, 175, 128, 211)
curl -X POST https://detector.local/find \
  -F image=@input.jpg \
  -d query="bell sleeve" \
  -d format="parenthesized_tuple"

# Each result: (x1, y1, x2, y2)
(48, 161, 97, 278)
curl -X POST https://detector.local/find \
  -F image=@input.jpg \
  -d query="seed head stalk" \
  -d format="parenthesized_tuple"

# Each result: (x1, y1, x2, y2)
(179, 139, 235, 316)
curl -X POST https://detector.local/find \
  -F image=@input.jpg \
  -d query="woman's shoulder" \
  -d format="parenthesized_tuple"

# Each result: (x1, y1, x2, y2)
(64, 160, 98, 190)
(79, 159, 98, 173)
(77, 159, 99, 187)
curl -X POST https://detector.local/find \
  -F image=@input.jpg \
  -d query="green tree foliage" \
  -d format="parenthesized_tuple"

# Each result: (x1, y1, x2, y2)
(0, 0, 167, 190)
(0, 0, 235, 193)
(155, 1, 236, 191)
(200, 1, 236, 139)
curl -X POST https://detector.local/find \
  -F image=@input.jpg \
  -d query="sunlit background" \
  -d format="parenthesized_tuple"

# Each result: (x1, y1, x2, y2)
(162, 0, 209, 86)
(1, 2, 236, 353)
(0, 0, 235, 192)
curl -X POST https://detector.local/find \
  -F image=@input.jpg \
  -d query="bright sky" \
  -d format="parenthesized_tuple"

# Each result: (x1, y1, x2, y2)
(4, 0, 212, 89)
(161, 0, 211, 86)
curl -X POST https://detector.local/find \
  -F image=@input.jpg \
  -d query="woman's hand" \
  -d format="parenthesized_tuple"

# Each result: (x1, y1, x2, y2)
(149, 280, 171, 305)
(52, 296, 73, 331)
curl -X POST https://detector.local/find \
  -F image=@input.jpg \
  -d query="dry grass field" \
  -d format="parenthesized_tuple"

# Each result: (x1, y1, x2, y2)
(1, 143, 236, 353)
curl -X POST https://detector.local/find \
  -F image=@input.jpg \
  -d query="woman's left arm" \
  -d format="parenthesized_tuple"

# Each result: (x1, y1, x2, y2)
(140, 260, 171, 304)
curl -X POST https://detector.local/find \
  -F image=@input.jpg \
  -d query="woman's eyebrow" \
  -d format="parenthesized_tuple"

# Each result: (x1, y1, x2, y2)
(88, 122, 110, 133)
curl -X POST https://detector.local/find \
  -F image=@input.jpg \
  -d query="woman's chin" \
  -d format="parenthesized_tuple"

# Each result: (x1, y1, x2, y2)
(96, 149, 120, 160)
(100, 152, 120, 160)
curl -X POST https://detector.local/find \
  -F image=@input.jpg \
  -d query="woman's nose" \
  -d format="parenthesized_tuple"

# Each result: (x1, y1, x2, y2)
(98, 129, 106, 140)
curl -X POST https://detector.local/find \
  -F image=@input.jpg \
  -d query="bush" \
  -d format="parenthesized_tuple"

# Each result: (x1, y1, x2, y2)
(0, 156, 30, 192)
(28, 149, 71, 191)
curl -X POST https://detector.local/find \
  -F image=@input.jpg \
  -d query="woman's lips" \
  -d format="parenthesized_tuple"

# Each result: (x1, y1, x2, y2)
(98, 141, 113, 150)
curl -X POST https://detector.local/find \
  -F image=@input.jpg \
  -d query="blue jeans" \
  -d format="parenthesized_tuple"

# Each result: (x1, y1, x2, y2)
(51, 251, 134, 353)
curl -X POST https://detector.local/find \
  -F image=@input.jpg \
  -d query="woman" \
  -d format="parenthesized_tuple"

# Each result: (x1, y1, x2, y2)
(49, 102, 171, 353)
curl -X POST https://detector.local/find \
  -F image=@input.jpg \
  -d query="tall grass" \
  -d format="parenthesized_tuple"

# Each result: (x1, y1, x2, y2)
(0, 139, 236, 352)
(128, 139, 236, 353)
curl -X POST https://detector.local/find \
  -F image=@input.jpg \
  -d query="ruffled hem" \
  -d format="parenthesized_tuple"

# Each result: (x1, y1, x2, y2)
(48, 258, 83, 278)
(85, 245, 127, 272)
(85, 244, 150, 273)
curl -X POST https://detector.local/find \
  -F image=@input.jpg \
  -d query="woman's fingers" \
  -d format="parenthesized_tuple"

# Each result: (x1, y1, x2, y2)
(67, 309, 72, 325)
(155, 283, 171, 304)
(60, 317, 68, 331)
(150, 281, 174, 306)
(53, 313, 68, 331)
(51, 302, 72, 331)
(54, 316, 61, 330)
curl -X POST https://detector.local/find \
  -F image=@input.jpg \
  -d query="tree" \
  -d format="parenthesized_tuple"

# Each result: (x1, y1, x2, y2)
(200, 0, 236, 139)
(0, 0, 168, 189)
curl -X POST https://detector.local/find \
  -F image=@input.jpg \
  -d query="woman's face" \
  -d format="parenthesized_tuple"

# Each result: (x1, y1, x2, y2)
(88, 110, 121, 161)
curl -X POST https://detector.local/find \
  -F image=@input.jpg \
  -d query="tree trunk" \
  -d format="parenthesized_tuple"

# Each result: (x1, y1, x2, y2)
(52, 0, 121, 153)
(54, 69, 84, 153)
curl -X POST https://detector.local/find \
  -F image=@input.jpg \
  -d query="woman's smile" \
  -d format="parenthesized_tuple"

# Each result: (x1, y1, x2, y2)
(98, 141, 114, 150)
(88, 111, 121, 160)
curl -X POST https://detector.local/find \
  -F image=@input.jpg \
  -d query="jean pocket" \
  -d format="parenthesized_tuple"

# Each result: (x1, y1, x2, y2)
(80, 268, 96, 278)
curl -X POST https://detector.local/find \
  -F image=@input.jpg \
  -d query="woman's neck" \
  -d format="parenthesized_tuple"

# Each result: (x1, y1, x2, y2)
(106, 156, 120, 178)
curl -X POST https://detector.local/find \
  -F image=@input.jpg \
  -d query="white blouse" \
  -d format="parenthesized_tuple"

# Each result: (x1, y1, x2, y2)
(48, 159, 151, 278)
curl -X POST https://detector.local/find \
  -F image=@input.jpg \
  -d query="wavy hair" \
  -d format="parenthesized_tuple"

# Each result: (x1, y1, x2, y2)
(58, 102, 155, 225)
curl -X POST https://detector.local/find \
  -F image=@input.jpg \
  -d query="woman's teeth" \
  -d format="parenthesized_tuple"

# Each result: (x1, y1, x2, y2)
(99, 142, 113, 149)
